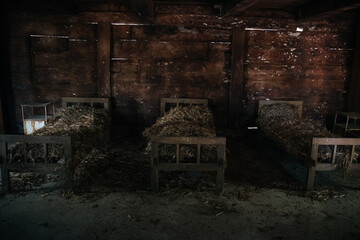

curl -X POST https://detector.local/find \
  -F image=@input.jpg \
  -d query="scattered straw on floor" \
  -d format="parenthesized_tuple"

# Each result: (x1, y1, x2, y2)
(0, 172, 59, 192)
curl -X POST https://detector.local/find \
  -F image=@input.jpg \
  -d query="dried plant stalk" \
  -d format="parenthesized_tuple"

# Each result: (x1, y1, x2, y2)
(257, 103, 359, 175)
(143, 105, 217, 162)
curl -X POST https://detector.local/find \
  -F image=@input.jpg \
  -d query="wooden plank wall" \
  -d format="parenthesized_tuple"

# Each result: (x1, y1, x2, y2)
(8, 16, 99, 131)
(244, 21, 356, 124)
(5, 2, 358, 131)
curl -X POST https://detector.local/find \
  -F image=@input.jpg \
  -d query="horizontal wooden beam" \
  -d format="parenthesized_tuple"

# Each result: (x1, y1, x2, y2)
(151, 136, 226, 145)
(157, 163, 219, 171)
(298, 0, 360, 19)
(0, 134, 71, 144)
(7, 163, 62, 173)
(62, 97, 110, 110)
(160, 98, 208, 116)
(224, 0, 258, 16)
(312, 137, 360, 145)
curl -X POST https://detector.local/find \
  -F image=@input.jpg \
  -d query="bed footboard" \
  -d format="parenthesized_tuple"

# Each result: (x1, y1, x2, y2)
(150, 136, 226, 191)
(0, 134, 72, 193)
(160, 98, 208, 116)
(306, 137, 360, 190)
(62, 97, 110, 110)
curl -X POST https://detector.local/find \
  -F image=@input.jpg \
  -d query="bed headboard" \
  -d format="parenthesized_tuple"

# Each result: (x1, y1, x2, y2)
(62, 97, 110, 110)
(160, 98, 208, 116)
(258, 100, 303, 117)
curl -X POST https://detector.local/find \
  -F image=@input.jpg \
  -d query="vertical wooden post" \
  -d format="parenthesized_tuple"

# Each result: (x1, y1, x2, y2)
(160, 99, 165, 116)
(307, 140, 318, 191)
(97, 23, 111, 98)
(43, 143, 48, 163)
(216, 144, 226, 191)
(151, 141, 159, 191)
(230, 27, 246, 127)
(331, 145, 337, 164)
(0, 141, 9, 192)
(176, 144, 180, 164)
(196, 144, 201, 163)
(332, 112, 338, 133)
(306, 166, 316, 191)
(347, 13, 360, 112)
(64, 138, 73, 190)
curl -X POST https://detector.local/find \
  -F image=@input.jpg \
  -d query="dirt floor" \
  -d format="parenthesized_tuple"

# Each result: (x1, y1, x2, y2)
(1, 129, 360, 240)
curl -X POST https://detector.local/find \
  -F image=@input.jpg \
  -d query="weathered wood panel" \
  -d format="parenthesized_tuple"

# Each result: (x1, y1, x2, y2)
(132, 25, 231, 42)
(31, 52, 70, 68)
(9, 73, 31, 89)
(244, 24, 355, 123)
(230, 27, 246, 126)
(9, 39, 28, 57)
(244, 64, 349, 81)
(246, 46, 353, 65)
(30, 37, 69, 52)
(78, 2, 132, 12)
(155, 4, 215, 15)
(70, 68, 97, 84)
(5, 1, 358, 130)
(14, 87, 98, 104)
(10, 56, 30, 73)
(68, 12, 140, 23)
(68, 23, 97, 40)
(139, 60, 226, 87)
(247, 31, 355, 48)
(112, 41, 209, 60)
(10, 22, 69, 38)
(112, 25, 132, 39)
(32, 68, 70, 85)
(69, 41, 97, 68)
(97, 23, 111, 97)
(112, 60, 140, 82)
(347, 19, 360, 112)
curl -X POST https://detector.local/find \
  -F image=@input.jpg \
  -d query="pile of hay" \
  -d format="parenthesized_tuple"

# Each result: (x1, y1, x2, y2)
(256, 103, 359, 174)
(34, 105, 111, 170)
(73, 149, 111, 192)
(143, 105, 217, 163)
(9, 105, 111, 188)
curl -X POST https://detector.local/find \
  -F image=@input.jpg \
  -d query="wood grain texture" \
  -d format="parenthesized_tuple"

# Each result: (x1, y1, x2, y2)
(97, 23, 111, 98)
(230, 27, 246, 126)
(5, 2, 358, 130)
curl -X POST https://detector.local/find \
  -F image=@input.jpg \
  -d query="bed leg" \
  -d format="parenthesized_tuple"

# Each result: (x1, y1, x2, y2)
(216, 144, 226, 191)
(1, 142, 10, 193)
(64, 167, 74, 190)
(306, 166, 316, 191)
(216, 166, 224, 191)
(1, 165, 10, 193)
(151, 167, 159, 192)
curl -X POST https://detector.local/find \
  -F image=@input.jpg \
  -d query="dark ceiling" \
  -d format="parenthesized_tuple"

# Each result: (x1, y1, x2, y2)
(2, 0, 360, 19)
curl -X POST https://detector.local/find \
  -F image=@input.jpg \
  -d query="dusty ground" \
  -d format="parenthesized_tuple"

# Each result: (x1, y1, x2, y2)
(1, 129, 360, 240)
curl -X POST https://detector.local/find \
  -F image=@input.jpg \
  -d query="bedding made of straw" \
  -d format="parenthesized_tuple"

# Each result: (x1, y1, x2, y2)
(9, 105, 110, 173)
(143, 105, 217, 163)
(256, 103, 359, 171)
